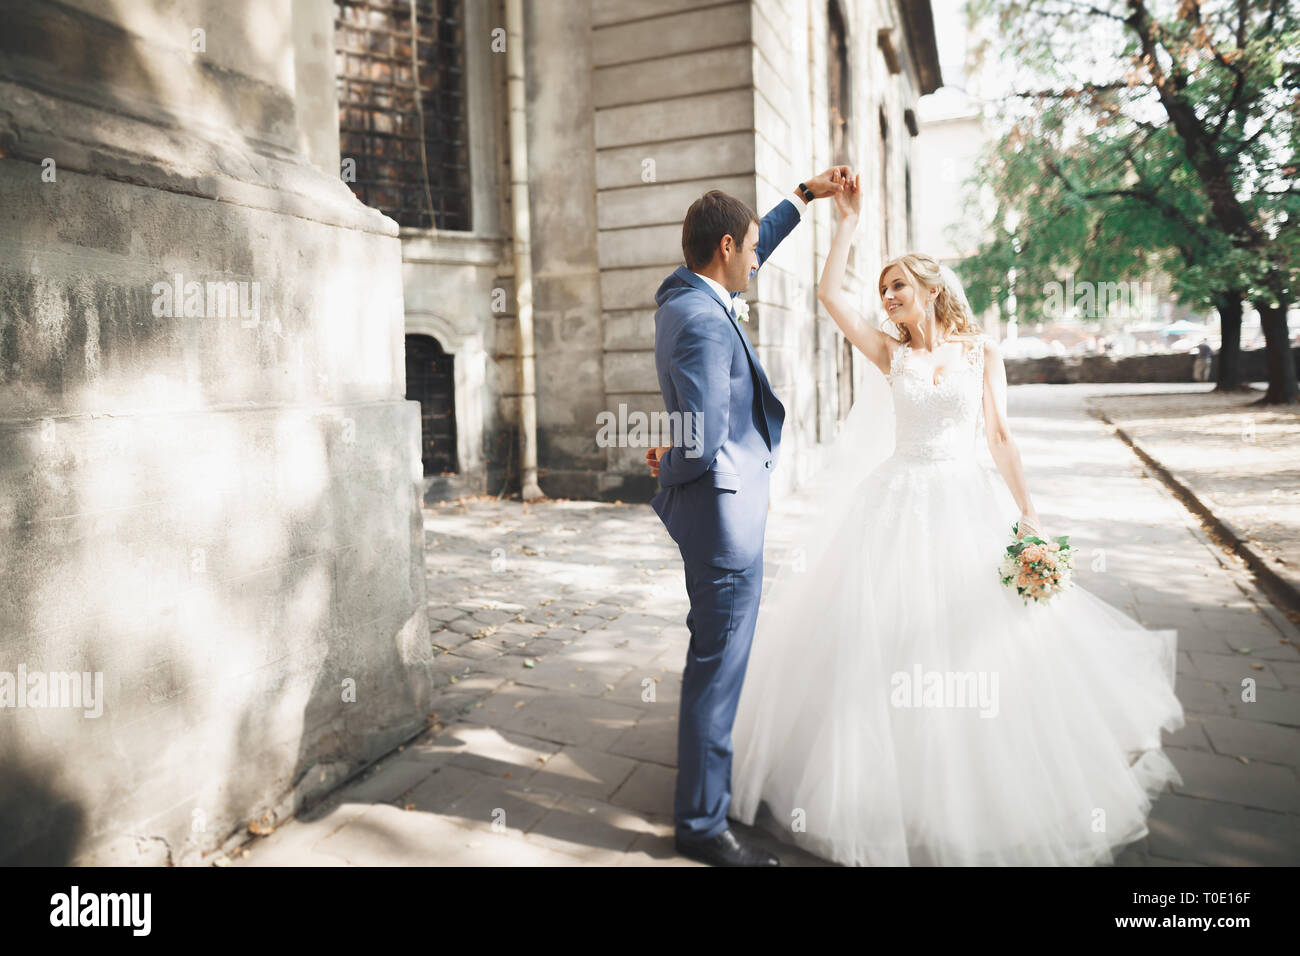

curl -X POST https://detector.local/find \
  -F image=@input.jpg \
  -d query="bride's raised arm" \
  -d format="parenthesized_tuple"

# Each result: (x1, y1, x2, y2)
(815, 172, 893, 378)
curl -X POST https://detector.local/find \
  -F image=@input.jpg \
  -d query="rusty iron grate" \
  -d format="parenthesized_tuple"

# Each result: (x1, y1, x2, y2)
(336, 0, 471, 230)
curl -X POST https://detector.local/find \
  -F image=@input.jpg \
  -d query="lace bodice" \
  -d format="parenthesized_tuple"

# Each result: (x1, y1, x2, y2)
(886, 333, 988, 461)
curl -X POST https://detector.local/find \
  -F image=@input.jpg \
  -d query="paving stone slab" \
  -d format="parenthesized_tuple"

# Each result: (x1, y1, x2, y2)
(511, 653, 635, 697)
(1187, 651, 1283, 690)
(1267, 657, 1300, 689)
(1162, 716, 1213, 753)
(607, 761, 676, 817)
(607, 713, 678, 767)
(523, 792, 669, 858)
(500, 693, 643, 749)
(431, 630, 475, 652)
(315, 803, 553, 866)
(525, 745, 640, 801)
(1229, 687, 1300, 727)
(602, 666, 682, 708)
(440, 684, 538, 728)
(444, 638, 512, 661)
(1146, 794, 1300, 866)
(1198, 713, 1300, 769)
(427, 775, 563, 838)
(1166, 746, 1300, 813)
(442, 724, 564, 778)
(1174, 676, 1236, 717)
(428, 606, 469, 623)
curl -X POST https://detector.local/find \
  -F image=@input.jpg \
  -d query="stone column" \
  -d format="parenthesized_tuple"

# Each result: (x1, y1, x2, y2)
(0, 0, 431, 865)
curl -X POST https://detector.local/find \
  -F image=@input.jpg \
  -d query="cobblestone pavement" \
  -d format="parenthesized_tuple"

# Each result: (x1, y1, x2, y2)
(234, 383, 1300, 867)
(1086, 383, 1300, 612)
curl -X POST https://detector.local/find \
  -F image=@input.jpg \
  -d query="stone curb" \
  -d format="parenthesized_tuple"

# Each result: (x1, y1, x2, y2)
(1088, 405, 1300, 623)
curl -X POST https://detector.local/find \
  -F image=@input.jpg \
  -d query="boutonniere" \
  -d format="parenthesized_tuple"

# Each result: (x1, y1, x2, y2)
(733, 296, 750, 322)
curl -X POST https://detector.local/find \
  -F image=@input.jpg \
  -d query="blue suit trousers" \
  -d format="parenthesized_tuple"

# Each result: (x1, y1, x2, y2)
(673, 551, 764, 840)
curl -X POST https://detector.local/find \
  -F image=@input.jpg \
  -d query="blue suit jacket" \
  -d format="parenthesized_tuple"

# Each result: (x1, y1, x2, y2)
(650, 198, 801, 570)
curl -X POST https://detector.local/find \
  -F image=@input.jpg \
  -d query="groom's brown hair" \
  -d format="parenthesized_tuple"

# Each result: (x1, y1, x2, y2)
(682, 190, 759, 271)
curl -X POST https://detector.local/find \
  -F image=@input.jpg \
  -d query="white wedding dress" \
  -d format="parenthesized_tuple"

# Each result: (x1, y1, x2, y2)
(729, 332, 1186, 866)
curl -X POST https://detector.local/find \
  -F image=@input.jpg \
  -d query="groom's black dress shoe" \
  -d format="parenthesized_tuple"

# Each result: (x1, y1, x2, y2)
(675, 828, 781, 867)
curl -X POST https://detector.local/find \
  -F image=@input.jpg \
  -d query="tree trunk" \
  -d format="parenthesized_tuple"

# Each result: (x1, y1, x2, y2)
(1256, 289, 1297, 404)
(1213, 292, 1244, 391)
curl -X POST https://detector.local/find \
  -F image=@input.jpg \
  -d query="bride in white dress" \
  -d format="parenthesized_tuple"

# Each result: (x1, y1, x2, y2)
(728, 175, 1186, 866)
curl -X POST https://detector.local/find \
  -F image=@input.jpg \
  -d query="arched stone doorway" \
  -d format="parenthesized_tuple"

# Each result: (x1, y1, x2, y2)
(405, 334, 458, 476)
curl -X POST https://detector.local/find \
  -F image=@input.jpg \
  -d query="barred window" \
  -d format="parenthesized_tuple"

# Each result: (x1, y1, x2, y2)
(828, 0, 852, 167)
(336, 0, 471, 230)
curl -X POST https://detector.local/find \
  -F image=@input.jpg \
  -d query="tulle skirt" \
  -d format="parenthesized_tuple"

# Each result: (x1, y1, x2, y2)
(729, 450, 1186, 866)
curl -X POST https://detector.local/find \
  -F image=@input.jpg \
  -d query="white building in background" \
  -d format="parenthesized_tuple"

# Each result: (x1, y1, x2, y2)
(913, 85, 988, 264)
(911, 0, 1001, 338)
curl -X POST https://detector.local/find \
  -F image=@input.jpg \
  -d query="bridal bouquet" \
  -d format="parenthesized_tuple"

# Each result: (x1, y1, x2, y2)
(999, 523, 1073, 605)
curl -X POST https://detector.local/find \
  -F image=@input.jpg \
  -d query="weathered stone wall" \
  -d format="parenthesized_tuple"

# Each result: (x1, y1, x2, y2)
(589, 0, 761, 500)
(403, 0, 508, 501)
(0, 0, 431, 864)
(497, 0, 929, 502)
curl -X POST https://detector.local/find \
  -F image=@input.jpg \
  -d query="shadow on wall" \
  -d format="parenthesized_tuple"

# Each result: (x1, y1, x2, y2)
(0, 0, 431, 864)
(0, 752, 87, 865)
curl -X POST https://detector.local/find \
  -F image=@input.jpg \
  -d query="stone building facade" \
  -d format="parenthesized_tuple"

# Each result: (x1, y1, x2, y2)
(0, 0, 431, 864)
(389, 0, 941, 501)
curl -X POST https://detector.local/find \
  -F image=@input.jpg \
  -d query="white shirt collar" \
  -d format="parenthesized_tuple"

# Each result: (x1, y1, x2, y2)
(692, 272, 735, 315)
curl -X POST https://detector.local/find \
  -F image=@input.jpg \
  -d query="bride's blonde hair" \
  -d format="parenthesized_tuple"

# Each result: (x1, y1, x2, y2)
(878, 252, 983, 347)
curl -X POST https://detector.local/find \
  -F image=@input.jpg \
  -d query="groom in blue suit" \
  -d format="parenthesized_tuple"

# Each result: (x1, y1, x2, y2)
(646, 170, 850, 866)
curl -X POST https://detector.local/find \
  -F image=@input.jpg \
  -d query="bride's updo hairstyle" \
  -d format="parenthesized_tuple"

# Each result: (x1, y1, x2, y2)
(878, 252, 983, 348)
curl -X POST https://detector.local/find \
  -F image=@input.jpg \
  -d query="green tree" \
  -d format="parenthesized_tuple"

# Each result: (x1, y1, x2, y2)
(958, 106, 1252, 389)
(964, 0, 1299, 403)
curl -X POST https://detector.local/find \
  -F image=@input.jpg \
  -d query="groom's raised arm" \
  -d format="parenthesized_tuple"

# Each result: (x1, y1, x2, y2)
(754, 167, 852, 269)
(656, 315, 732, 488)
(754, 198, 804, 271)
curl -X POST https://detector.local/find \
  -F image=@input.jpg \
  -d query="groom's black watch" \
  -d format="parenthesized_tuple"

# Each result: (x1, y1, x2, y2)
(797, 182, 815, 202)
